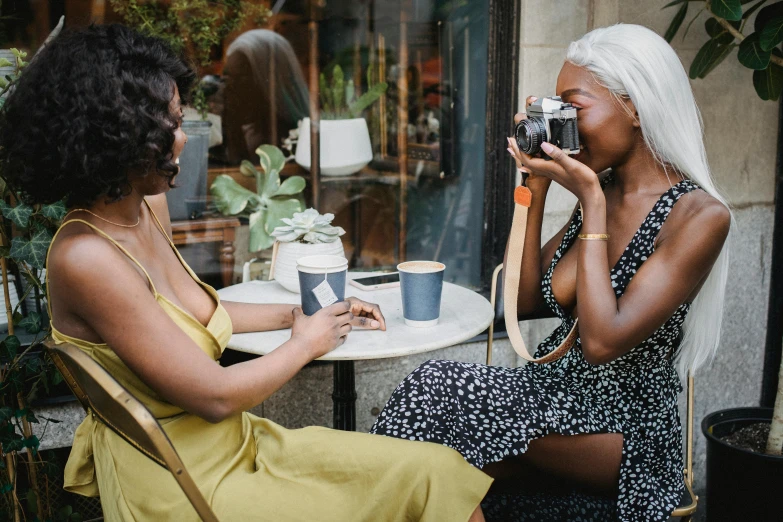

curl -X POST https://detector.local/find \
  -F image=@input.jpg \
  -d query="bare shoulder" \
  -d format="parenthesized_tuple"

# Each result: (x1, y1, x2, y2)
(48, 228, 148, 295)
(658, 188, 731, 251)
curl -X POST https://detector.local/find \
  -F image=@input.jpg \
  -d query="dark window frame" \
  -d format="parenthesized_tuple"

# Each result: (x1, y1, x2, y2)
(480, 0, 520, 294)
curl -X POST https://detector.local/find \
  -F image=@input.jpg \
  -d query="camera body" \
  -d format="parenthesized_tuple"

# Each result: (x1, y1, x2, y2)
(514, 96, 580, 158)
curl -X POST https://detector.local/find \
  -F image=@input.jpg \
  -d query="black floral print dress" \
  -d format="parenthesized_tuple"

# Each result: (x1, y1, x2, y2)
(371, 178, 700, 521)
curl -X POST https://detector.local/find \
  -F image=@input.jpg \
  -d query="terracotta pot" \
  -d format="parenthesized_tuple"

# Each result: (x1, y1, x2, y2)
(273, 240, 345, 293)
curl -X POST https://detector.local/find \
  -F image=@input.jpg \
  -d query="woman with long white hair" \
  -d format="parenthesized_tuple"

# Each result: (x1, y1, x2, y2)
(372, 24, 730, 521)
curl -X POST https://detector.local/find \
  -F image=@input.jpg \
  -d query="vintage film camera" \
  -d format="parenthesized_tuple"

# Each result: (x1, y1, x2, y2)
(514, 96, 580, 158)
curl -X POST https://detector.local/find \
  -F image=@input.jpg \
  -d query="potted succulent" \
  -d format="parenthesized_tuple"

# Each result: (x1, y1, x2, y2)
(268, 208, 346, 293)
(295, 64, 388, 176)
(664, 1, 783, 519)
(210, 144, 306, 253)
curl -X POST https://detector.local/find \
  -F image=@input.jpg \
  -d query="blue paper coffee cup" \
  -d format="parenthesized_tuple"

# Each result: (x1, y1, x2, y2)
(398, 261, 445, 327)
(297, 255, 348, 316)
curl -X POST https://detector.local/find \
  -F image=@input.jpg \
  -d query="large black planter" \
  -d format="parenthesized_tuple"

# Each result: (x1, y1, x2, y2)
(703, 407, 783, 521)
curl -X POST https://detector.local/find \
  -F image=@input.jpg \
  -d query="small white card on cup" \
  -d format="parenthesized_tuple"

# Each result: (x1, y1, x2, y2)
(312, 280, 338, 308)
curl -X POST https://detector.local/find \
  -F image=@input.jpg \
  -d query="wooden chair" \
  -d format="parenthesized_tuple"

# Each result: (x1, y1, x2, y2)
(44, 339, 220, 522)
(486, 264, 698, 521)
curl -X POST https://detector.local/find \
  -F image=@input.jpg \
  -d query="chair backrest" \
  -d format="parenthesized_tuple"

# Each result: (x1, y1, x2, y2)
(485, 263, 697, 518)
(44, 339, 220, 522)
(672, 372, 698, 519)
(491, 265, 505, 323)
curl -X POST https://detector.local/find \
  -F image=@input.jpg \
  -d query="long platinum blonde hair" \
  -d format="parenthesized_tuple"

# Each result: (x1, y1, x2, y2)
(566, 24, 731, 376)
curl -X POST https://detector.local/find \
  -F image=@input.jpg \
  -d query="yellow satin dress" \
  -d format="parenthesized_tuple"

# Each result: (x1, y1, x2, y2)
(46, 207, 492, 522)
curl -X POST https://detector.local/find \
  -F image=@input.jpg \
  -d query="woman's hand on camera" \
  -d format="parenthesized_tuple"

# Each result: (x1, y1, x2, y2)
(507, 96, 550, 190)
(290, 302, 353, 359)
(346, 297, 387, 330)
(515, 140, 601, 202)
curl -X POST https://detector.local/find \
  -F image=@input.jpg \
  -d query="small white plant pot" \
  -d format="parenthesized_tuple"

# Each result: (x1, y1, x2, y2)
(273, 240, 346, 293)
(295, 117, 372, 176)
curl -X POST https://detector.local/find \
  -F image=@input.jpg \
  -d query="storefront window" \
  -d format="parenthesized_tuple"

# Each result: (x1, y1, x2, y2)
(3, 0, 505, 290)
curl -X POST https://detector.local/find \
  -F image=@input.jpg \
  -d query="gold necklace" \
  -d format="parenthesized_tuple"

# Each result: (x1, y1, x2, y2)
(68, 208, 141, 228)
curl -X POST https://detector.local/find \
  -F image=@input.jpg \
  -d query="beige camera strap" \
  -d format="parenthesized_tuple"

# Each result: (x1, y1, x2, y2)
(504, 186, 579, 363)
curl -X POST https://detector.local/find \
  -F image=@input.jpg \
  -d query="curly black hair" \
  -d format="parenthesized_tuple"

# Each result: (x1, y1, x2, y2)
(0, 24, 197, 206)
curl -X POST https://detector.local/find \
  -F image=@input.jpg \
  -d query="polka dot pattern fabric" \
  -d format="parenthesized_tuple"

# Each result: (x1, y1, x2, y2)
(371, 177, 700, 521)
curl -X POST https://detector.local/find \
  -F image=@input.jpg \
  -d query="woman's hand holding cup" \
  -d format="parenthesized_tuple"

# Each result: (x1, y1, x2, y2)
(291, 302, 353, 359)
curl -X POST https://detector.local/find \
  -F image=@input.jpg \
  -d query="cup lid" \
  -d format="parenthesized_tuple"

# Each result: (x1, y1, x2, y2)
(297, 255, 349, 274)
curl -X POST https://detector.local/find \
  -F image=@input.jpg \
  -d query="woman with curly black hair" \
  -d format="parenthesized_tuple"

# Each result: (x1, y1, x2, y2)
(0, 25, 491, 521)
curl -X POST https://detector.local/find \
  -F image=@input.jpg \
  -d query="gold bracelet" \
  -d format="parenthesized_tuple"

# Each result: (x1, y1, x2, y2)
(578, 233, 610, 241)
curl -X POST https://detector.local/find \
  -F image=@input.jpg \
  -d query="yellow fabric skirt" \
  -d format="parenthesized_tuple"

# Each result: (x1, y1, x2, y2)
(66, 411, 491, 521)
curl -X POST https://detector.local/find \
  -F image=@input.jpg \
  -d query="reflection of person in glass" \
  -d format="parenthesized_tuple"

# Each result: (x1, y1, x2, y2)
(223, 29, 309, 164)
(0, 25, 492, 521)
(373, 24, 731, 521)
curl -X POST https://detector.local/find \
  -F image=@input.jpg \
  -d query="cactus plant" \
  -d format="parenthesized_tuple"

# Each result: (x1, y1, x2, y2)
(319, 64, 388, 120)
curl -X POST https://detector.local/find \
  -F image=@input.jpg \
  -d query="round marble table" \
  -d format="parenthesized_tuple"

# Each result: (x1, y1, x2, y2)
(217, 276, 494, 430)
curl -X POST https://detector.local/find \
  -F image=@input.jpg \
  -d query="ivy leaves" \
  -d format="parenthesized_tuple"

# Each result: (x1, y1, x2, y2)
(1, 335, 20, 361)
(40, 201, 67, 222)
(0, 200, 33, 228)
(665, 0, 783, 100)
(19, 312, 42, 335)
(0, 199, 60, 268)
(10, 226, 53, 270)
(0, 199, 63, 270)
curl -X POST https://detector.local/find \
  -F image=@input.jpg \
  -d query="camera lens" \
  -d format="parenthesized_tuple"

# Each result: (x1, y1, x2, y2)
(515, 118, 547, 155)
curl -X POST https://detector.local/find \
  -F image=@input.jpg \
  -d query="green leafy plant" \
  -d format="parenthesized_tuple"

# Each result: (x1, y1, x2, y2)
(319, 64, 389, 120)
(210, 145, 306, 252)
(109, 0, 271, 116)
(270, 208, 346, 244)
(0, 48, 26, 109)
(664, 0, 783, 100)
(665, 0, 783, 458)
(0, 47, 81, 522)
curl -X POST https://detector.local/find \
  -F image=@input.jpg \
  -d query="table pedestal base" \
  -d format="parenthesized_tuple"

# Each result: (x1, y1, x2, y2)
(332, 361, 356, 431)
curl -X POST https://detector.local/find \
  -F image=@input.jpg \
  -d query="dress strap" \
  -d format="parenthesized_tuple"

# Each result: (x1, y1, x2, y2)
(45, 219, 159, 322)
(606, 179, 700, 296)
(143, 199, 176, 247)
(142, 199, 203, 283)
(652, 179, 700, 227)
(633, 179, 700, 254)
